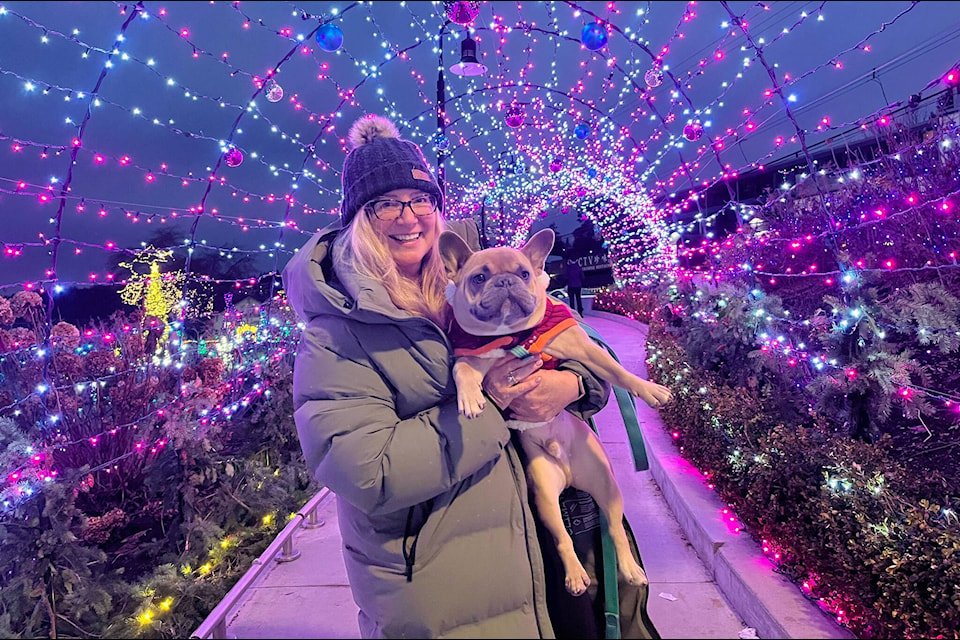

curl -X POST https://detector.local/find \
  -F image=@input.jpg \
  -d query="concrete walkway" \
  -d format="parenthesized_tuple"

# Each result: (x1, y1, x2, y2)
(219, 310, 854, 639)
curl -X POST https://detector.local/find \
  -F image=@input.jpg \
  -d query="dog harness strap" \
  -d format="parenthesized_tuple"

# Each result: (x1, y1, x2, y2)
(524, 317, 578, 355)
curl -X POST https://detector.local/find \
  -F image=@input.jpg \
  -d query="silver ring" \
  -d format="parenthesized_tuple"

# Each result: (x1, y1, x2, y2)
(506, 372, 518, 386)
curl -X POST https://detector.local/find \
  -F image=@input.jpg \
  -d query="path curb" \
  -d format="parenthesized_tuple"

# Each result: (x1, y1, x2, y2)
(588, 309, 855, 640)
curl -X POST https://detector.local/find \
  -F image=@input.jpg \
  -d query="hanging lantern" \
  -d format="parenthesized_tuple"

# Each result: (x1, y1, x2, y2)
(580, 22, 608, 51)
(574, 123, 590, 140)
(549, 156, 563, 172)
(264, 80, 284, 103)
(644, 67, 663, 88)
(444, 1, 481, 25)
(315, 23, 344, 52)
(223, 147, 244, 168)
(683, 122, 704, 141)
(504, 104, 525, 128)
(449, 33, 487, 77)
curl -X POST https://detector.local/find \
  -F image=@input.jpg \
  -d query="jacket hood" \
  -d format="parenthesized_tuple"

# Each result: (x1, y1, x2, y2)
(282, 221, 418, 325)
(282, 218, 482, 325)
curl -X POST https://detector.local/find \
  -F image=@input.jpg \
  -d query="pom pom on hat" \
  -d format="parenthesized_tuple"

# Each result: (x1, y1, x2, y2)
(339, 114, 444, 227)
(348, 115, 400, 150)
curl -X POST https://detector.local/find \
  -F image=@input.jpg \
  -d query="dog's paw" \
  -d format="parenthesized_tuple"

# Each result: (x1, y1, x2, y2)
(458, 395, 486, 419)
(620, 560, 648, 587)
(634, 380, 673, 408)
(565, 568, 591, 596)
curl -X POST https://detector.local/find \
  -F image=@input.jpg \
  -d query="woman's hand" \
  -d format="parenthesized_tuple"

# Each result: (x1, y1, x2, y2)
(507, 368, 580, 423)
(482, 355, 543, 411)
(482, 355, 581, 423)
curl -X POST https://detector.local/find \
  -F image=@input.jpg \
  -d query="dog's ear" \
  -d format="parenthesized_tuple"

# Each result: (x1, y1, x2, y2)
(438, 230, 474, 280)
(519, 228, 555, 272)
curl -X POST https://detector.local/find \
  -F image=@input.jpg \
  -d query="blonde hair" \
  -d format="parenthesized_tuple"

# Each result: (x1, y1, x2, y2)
(332, 207, 451, 328)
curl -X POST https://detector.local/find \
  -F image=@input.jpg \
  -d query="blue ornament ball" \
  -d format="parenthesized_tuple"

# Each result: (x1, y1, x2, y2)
(574, 123, 590, 140)
(580, 22, 608, 51)
(315, 23, 344, 52)
(587, 167, 598, 178)
(432, 133, 450, 151)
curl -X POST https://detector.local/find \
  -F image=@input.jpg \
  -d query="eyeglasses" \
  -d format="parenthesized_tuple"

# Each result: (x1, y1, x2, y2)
(364, 194, 438, 221)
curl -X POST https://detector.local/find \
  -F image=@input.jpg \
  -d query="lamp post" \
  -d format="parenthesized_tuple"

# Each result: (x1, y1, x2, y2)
(442, 22, 488, 241)
(437, 21, 450, 192)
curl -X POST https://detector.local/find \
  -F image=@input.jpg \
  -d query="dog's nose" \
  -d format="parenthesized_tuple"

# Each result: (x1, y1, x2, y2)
(493, 275, 516, 288)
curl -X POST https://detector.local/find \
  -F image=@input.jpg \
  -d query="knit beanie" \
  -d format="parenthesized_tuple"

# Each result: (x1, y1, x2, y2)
(339, 114, 444, 227)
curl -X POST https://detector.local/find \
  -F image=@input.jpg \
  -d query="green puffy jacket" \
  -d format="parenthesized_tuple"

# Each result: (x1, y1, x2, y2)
(283, 219, 610, 639)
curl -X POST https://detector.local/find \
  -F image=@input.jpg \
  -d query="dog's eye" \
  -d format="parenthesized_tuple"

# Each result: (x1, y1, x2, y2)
(520, 270, 530, 280)
(471, 274, 485, 285)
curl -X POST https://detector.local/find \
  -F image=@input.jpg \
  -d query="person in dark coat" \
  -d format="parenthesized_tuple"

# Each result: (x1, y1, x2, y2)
(563, 258, 585, 315)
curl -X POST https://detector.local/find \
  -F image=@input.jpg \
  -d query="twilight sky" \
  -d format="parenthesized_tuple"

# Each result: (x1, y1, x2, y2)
(1, 1, 959, 290)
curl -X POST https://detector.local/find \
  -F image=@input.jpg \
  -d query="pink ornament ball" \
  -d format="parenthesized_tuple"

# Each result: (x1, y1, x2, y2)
(224, 147, 243, 168)
(683, 122, 703, 141)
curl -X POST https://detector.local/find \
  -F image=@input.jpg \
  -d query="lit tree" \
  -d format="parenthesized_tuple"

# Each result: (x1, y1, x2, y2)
(119, 247, 185, 354)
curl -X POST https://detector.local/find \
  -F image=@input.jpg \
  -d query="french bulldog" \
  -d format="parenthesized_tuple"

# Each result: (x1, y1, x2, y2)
(439, 227, 673, 596)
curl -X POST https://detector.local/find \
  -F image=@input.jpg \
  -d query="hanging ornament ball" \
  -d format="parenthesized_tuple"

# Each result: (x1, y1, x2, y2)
(265, 80, 284, 103)
(224, 147, 244, 168)
(580, 22, 608, 51)
(432, 133, 450, 151)
(574, 123, 590, 140)
(315, 23, 344, 52)
(445, 1, 481, 25)
(587, 167, 598, 179)
(549, 157, 563, 173)
(683, 122, 704, 141)
(575, 186, 587, 197)
(504, 105, 525, 128)
(644, 68, 663, 88)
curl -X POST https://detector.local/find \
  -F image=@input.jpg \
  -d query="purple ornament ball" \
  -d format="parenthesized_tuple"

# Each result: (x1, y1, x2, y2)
(504, 105, 525, 128)
(445, 1, 481, 25)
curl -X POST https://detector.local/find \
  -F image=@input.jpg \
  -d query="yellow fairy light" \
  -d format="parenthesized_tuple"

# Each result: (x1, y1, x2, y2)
(159, 597, 174, 611)
(137, 610, 154, 626)
(261, 513, 274, 526)
(199, 562, 213, 574)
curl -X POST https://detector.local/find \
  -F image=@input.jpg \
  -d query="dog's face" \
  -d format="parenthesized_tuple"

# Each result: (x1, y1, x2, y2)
(439, 228, 555, 336)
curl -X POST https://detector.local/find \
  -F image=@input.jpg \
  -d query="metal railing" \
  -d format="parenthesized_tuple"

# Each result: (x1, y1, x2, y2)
(190, 487, 334, 639)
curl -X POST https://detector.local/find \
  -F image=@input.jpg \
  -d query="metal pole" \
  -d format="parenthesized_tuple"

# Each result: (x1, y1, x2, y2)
(436, 23, 448, 191)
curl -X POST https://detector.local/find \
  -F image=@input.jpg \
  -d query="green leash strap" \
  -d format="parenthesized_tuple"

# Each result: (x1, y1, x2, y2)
(579, 321, 652, 639)
(580, 322, 650, 472)
(598, 508, 622, 640)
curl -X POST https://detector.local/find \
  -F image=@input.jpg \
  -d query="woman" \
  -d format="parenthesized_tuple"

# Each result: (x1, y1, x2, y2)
(283, 114, 646, 639)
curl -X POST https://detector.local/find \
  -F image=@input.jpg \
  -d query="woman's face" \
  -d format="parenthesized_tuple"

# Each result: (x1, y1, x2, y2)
(365, 187, 439, 278)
